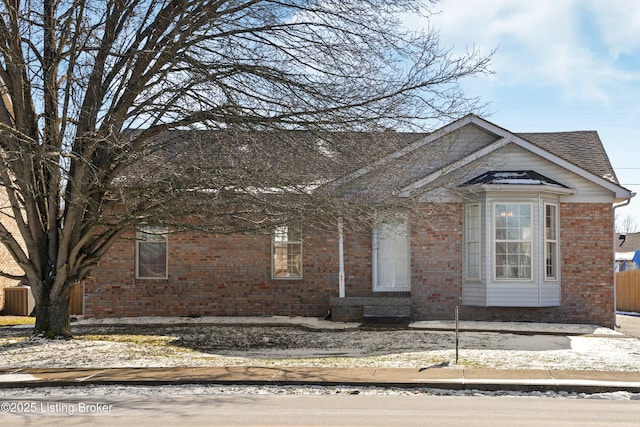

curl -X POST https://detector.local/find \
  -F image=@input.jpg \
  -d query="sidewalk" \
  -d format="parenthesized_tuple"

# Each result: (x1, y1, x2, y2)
(2, 366, 640, 394)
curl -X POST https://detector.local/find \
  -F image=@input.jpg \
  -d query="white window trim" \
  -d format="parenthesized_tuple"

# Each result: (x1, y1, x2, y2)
(465, 203, 481, 281)
(271, 225, 303, 280)
(492, 202, 534, 282)
(136, 226, 168, 279)
(544, 202, 559, 281)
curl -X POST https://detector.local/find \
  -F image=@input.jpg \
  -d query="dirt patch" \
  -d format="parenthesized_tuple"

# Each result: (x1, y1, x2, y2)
(66, 324, 571, 357)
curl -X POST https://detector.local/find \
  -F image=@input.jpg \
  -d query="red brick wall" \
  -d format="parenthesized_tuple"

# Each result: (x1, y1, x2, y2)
(557, 203, 615, 326)
(410, 204, 463, 319)
(85, 202, 616, 327)
(85, 230, 340, 318)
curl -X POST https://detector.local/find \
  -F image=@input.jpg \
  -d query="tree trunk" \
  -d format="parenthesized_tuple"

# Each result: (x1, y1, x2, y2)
(32, 281, 72, 339)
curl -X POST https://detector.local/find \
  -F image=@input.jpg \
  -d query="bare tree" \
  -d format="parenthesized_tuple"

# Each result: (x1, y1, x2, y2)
(0, 0, 491, 337)
(616, 214, 638, 233)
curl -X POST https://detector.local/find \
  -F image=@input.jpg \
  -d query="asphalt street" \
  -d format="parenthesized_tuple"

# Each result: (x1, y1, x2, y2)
(2, 394, 640, 427)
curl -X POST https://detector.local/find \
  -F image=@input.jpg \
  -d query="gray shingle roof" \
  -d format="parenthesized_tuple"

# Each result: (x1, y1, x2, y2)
(516, 131, 619, 185)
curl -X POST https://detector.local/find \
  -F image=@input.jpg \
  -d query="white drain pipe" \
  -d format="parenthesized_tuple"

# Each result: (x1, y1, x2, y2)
(613, 195, 635, 328)
(338, 217, 345, 298)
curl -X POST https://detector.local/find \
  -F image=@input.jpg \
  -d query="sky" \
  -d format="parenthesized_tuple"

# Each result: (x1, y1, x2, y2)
(411, 0, 640, 230)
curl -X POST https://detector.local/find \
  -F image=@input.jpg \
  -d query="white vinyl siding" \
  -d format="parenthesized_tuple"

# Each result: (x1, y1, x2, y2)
(424, 143, 613, 203)
(485, 144, 611, 202)
(462, 282, 487, 305)
(372, 215, 411, 292)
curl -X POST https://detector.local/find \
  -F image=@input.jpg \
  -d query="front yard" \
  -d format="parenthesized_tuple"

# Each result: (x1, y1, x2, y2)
(1, 320, 639, 371)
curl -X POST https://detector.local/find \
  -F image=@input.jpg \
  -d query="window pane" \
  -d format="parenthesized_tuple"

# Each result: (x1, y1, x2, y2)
(546, 242, 557, 279)
(507, 228, 521, 240)
(494, 203, 532, 280)
(274, 226, 288, 242)
(137, 227, 167, 279)
(465, 204, 481, 280)
(546, 205, 557, 239)
(375, 215, 410, 290)
(467, 205, 480, 241)
(272, 225, 303, 279)
(138, 242, 167, 278)
(545, 204, 558, 279)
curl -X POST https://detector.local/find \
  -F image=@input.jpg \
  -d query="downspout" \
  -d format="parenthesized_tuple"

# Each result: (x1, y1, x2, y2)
(613, 194, 635, 328)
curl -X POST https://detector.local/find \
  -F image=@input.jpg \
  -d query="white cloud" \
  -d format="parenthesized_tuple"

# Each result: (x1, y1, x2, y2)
(587, 1, 640, 58)
(416, 0, 640, 102)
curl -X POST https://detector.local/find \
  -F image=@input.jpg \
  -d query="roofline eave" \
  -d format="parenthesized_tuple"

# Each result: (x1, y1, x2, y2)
(458, 183, 576, 196)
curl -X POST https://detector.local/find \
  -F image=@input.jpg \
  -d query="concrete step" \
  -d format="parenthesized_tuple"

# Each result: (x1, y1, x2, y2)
(363, 304, 411, 318)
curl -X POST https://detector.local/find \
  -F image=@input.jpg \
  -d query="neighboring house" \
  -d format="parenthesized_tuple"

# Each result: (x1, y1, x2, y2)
(616, 232, 640, 272)
(84, 115, 633, 328)
(0, 188, 24, 312)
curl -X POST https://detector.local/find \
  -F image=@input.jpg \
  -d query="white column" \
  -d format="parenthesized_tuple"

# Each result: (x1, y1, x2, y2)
(338, 217, 345, 298)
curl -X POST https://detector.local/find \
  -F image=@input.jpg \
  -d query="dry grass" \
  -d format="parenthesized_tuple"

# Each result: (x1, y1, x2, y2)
(0, 316, 35, 326)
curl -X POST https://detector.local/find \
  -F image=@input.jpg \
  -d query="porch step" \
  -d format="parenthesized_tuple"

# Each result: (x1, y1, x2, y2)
(363, 304, 411, 319)
(330, 296, 412, 323)
(362, 303, 411, 327)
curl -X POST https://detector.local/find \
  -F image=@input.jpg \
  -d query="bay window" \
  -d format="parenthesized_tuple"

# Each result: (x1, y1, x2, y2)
(462, 195, 563, 307)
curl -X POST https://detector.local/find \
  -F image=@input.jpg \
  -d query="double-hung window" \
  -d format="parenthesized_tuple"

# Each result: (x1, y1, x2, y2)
(545, 203, 558, 280)
(465, 204, 481, 280)
(494, 203, 532, 280)
(136, 226, 168, 279)
(272, 225, 303, 279)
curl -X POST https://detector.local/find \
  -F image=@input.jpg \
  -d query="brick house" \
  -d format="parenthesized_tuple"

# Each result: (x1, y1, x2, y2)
(0, 188, 24, 311)
(84, 115, 633, 327)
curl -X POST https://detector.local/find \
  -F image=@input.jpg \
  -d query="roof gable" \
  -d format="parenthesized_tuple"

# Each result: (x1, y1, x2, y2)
(342, 114, 631, 202)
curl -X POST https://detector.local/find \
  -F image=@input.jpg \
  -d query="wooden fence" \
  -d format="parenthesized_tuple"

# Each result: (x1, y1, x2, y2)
(617, 269, 640, 312)
(3, 284, 83, 316)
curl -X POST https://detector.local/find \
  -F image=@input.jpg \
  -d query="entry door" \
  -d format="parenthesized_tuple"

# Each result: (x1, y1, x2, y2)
(373, 216, 410, 292)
